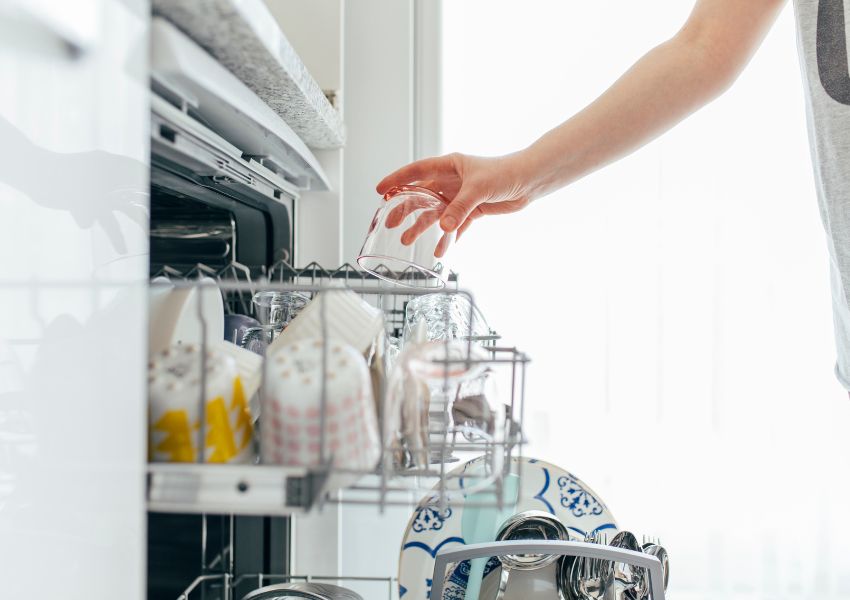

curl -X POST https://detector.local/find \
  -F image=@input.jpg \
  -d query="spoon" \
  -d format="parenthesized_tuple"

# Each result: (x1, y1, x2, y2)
(493, 510, 570, 600)
(641, 544, 669, 593)
(608, 531, 645, 600)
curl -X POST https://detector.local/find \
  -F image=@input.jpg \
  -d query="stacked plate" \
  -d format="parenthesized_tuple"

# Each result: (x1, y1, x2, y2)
(398, 456, 618, 599)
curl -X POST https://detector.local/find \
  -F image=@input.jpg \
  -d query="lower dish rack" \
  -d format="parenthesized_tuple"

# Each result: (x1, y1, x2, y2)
(146, 262, 530, 514)
(172, 536, 668, 600)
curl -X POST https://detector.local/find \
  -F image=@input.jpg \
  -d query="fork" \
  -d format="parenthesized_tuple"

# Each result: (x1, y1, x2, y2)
(572, 531, 609, 600)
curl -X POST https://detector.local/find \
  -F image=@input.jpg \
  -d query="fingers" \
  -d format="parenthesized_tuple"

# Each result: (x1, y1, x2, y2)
(385, 196, 439, 228)
(376, 155, 456, 195)
(434, 231, 453, 258)
(439, 184, 483, 233)
(400, 209, 442, 245)
(456, 206, 486, 241)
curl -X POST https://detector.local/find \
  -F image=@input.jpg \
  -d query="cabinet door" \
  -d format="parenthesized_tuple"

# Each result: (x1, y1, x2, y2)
(0, 1, 149, 598)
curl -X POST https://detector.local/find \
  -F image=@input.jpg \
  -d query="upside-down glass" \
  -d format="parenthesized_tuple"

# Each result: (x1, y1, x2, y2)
(357, 185, 455, 289)
(252, 291, 309, 332)
(403, 293, 492, 345)
(242, 292, 309, 354)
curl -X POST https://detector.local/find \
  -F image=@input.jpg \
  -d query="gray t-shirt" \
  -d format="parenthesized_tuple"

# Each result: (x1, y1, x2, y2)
(794, 0, 850, 389)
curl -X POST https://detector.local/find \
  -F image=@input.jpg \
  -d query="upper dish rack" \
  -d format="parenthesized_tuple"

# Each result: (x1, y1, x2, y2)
(146, 261, 529, 515)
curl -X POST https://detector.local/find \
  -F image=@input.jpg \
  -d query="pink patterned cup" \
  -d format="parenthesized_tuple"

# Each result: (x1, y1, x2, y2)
(261, 338, 380, 482)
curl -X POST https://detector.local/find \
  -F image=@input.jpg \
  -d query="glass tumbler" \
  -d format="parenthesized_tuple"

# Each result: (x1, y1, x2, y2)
(403, 293, 491, 344)
(240, 324, 278, 356)
(252, 291, 310, 332)
(357, 185, 455, 289)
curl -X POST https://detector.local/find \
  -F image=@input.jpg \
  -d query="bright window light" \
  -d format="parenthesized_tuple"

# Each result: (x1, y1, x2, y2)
(442, 2, 850, 598)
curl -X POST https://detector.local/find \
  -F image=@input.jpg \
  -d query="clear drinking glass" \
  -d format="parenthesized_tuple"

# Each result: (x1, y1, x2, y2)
(240, 325, 278, 356)
(403, 293, 492, 344)
(357, 185, 455, 289)
(252, 291, 310, 335)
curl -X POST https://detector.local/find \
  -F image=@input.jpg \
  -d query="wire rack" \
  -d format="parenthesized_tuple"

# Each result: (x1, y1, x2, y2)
(178, 572, 395, 600)
(173, 518, 668, 600)
(147, 261, 529, 515)
(166, 511, 395, 600)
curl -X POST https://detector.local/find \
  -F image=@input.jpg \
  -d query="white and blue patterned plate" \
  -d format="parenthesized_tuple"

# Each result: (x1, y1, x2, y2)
(397, 456, 618, 599)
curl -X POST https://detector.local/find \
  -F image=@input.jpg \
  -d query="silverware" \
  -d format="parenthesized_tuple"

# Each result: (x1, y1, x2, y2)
(640, 535, 661, 549)
(641, 544, 669, 592)
(493, 510, 570, 600)
(561, 532, 668, 600)
(557, 554, 576, 600)
(240, 582, 364, 600)
(570, 531, 609, 600)
(607, 531, 644, 600)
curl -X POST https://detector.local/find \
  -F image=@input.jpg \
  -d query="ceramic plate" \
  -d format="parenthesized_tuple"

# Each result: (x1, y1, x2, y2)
(149, 277, 225, 354)
(397, 456, 618, 600)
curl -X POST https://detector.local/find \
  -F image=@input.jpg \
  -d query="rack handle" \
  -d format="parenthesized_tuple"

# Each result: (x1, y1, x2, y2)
(430, 540, 665, 600)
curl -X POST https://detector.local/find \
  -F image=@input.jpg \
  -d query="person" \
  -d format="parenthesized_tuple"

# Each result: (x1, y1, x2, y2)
(377, 0, 850, 394)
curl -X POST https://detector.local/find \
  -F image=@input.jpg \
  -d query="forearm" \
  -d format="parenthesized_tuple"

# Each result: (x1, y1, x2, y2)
(517, 1, 783, 200)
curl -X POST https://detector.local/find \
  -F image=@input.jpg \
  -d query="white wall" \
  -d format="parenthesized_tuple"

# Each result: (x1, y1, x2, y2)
(442, 2, 850, 599)
(338, 2, 421, 596)
(340, 0, 417, 264)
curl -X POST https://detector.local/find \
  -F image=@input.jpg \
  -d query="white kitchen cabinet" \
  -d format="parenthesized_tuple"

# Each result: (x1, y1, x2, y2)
(0, 1, 149, 599)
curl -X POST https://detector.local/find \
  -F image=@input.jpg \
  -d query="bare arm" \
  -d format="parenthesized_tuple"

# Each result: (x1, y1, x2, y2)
(377, 0, 788, 238)
(523, 0, 787, 199)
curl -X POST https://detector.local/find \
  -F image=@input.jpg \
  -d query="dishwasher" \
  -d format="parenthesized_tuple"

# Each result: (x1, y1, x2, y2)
(144, 13, 536, 600)
(0, 2, 668, 599)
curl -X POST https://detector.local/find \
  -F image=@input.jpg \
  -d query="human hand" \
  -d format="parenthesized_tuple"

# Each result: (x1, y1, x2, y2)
(380, 185, 454, 258)
(376, 152, 532, 246)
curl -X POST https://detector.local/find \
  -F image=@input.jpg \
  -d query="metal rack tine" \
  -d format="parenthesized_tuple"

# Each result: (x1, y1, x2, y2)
(185, 262, 219, 280)
(330, 262, 360, 283)
(216, 260, 256, 315)
(298, 261, 331, 285)
(152, 264, 185, 280)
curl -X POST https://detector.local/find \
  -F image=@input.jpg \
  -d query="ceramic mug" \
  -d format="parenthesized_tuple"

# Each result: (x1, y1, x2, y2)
(148, 343, 255, 464)
(261, 338, 380, 477)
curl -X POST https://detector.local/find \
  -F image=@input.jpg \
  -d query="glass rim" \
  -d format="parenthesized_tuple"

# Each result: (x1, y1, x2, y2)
(252, 290, 311, 307)
(382, 184, 448, 205)
(356, 254, 447, 289)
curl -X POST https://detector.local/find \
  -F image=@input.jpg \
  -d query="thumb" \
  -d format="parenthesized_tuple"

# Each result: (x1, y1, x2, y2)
(439, 184, 483, 232)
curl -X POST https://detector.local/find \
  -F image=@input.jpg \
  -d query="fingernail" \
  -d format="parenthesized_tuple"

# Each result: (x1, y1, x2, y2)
(441, 216, 457, 231)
